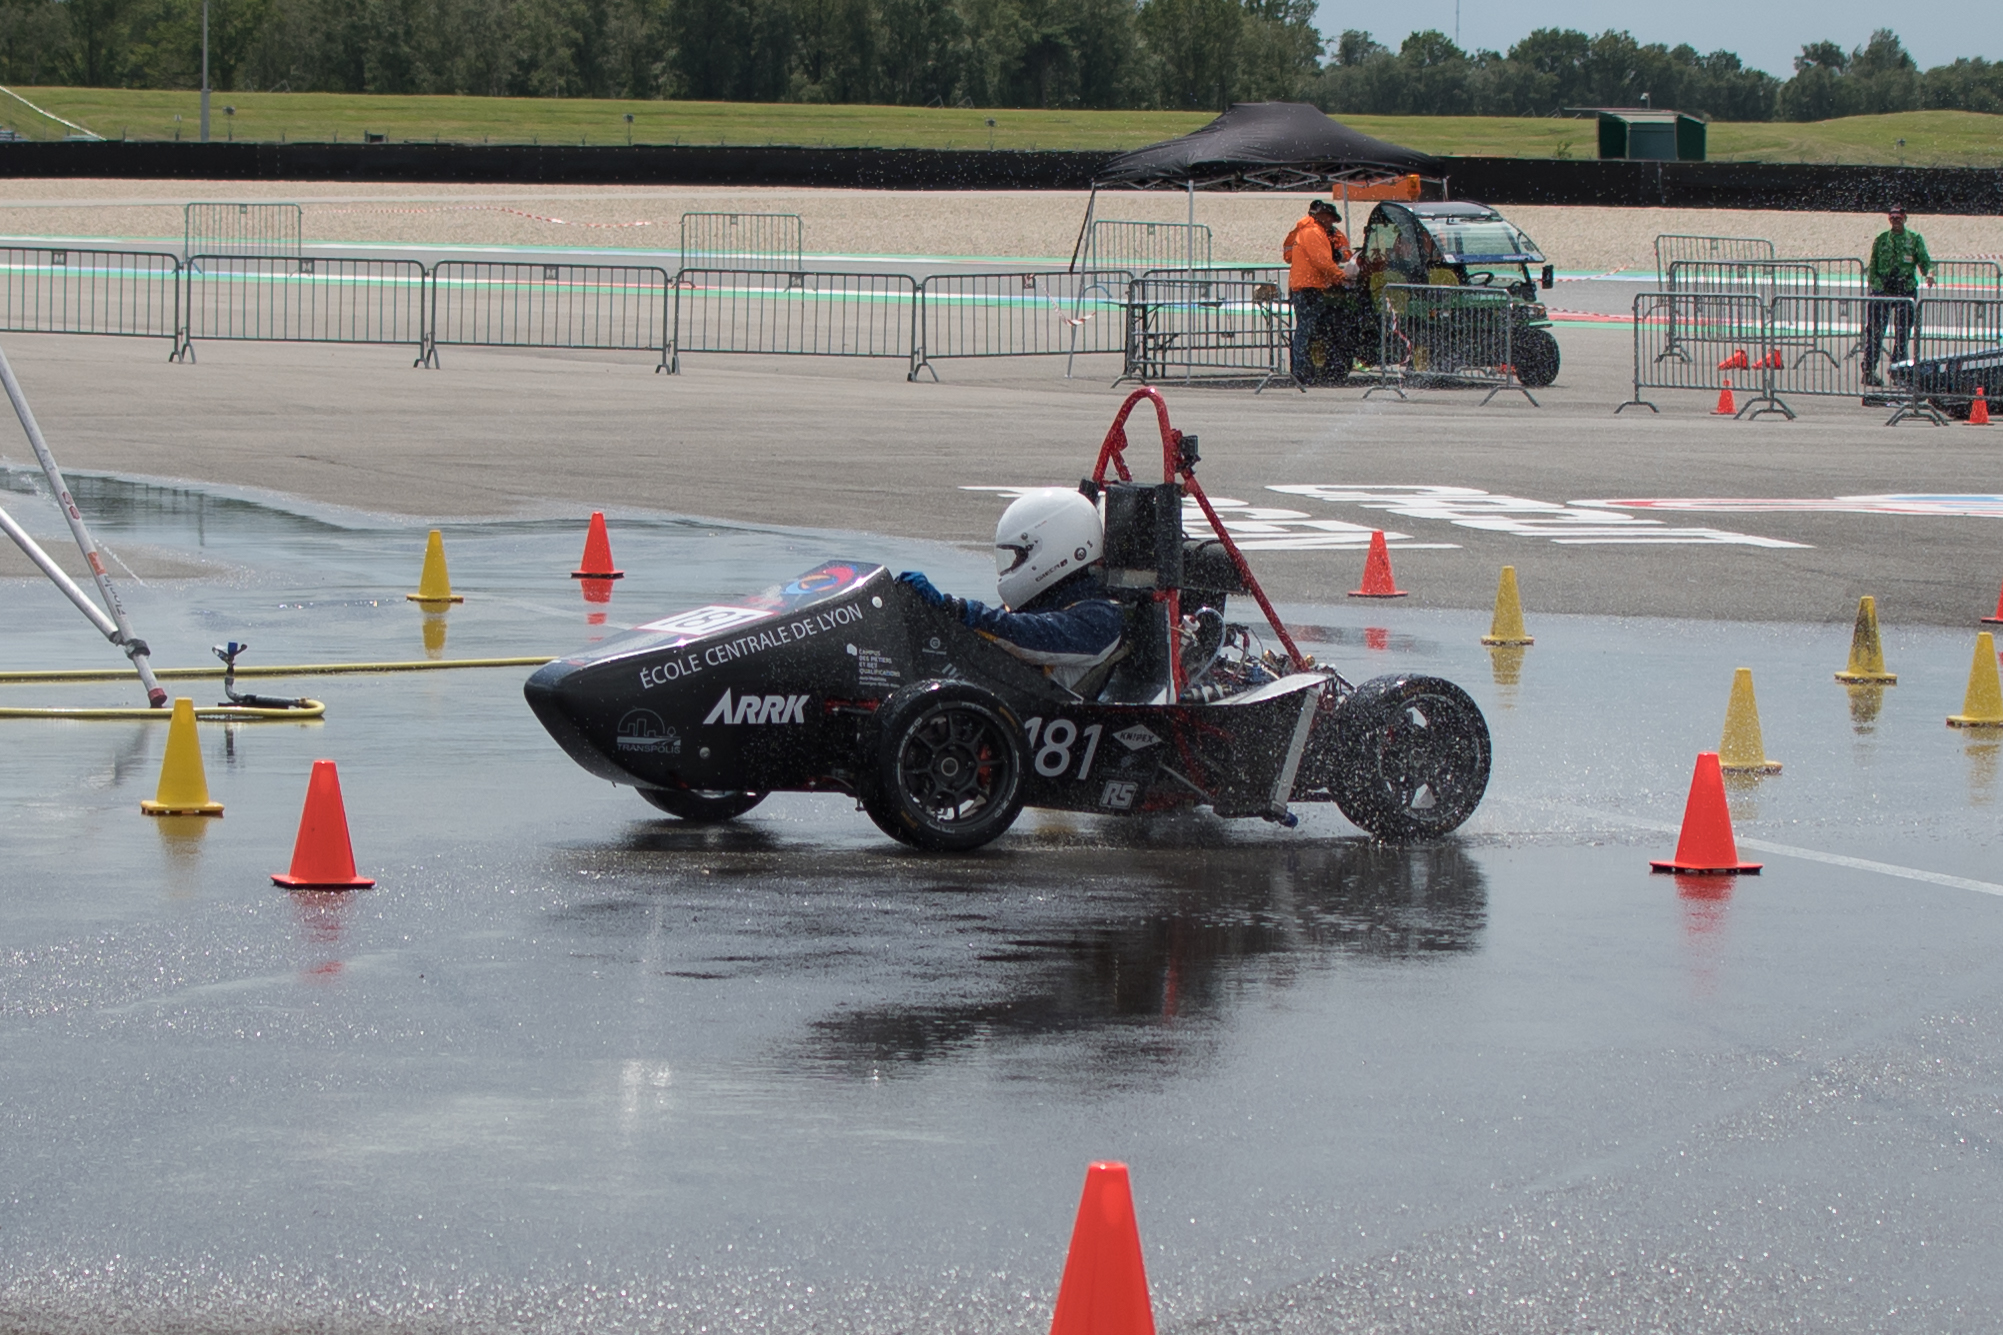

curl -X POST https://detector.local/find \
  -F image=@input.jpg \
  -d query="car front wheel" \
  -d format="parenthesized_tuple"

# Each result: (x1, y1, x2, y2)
(1325, 675, 1490, 839)
(862, 681, 1025, 852)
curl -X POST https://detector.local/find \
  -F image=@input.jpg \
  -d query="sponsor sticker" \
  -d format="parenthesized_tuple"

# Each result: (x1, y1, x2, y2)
(1112, 724, 1161, 751)
(702, 690, 811, 726)
(616, 709, 681, 754)
(784, 564, 859, 596)
(1100, 780, 1139, 810)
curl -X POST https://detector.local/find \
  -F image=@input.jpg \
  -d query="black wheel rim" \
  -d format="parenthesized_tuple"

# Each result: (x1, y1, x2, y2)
(1366, 692, 1485, 821)
(897, 705, 1012, 827)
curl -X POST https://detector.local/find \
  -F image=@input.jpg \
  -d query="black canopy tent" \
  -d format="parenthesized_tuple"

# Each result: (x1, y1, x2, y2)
(1073, 102, 1443, 269)
(1095, 101, 1440, 191)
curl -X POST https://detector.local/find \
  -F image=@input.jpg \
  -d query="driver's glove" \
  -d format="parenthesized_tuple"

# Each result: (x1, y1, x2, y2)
(898, 571, 969, 621)
(897, 570, 945, 603)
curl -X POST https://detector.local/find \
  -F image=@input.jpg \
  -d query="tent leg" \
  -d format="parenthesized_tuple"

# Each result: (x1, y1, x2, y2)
(1069, 184, 1098, 274)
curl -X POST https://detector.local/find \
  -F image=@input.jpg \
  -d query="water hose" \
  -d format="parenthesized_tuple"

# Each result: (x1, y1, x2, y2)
(0, 701, 326, 721)
(0, 657, 548, 721)
(0, 656, 552, 685)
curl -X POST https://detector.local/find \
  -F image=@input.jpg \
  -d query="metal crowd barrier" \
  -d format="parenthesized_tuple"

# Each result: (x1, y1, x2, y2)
(678, 213, 804, 271)
(1370, 284, 1536, 406)
(185, 203, 303, 260)
(1901, 296, 2003, 422)
(1621, 291, 2003, 424)
(1662, 258, 1868, 365)
(1654, 234, 1775, 288)
(1085, 220, 1212, 275)
(180, 255, 431, 364)
(1620, 292, 1785, 417)
(1765, 295, 1877, 407)
(1667, 257, 1867, 300)
(911, 269, 1130, 380)
(432, 262, 673, 369)
(0, 246, 181, 343)
(1120, 268, 1291, 389)
(1934, 259, 2003, 300)
(667, 269, 919, 376)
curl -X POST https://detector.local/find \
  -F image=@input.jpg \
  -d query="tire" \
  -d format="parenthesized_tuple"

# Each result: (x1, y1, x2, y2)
(1514, 327, 1560, 387)
(1325, 675, 1490, 840)
(638, 788, 766, 822)
(861, 681, 1025, 852)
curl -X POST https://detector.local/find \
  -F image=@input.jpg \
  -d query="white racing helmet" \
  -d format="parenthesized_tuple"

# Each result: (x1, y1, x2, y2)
(994, 488, 1104, 609)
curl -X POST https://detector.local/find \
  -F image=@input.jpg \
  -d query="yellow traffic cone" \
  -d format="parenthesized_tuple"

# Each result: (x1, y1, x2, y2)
(1947, 632, 2003, 728)
(140, 698, 224, 815)
(406, 529, 464, 604)
(1832, 595, 1896, 684)
(1480, 566, 1534, 646)
(1718, 667, 1782, 773)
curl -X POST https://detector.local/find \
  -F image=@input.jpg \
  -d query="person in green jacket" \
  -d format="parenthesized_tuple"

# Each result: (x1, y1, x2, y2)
(1862, 204, 1934, 387)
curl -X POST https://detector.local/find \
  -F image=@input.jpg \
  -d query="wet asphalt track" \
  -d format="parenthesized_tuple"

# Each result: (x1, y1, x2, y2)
(3, 477, 2002, 1333)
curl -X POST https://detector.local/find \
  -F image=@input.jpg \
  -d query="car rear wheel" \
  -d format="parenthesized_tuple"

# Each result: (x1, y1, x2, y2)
(1326, 675, 1490, 839)
(638, 788, 766, 822)
(862, 681, 1025, 852)
(1514, 327, 1560, 387)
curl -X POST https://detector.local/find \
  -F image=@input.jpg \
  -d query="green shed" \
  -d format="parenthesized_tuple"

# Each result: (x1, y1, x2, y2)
(1575, 108, 1707, 162)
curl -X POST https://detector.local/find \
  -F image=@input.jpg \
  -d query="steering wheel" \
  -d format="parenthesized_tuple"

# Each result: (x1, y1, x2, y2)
(1466, 270, 1497, 287)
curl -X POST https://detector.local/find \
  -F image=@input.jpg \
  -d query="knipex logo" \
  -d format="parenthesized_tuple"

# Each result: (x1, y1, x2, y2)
(702, 690, 810, 725)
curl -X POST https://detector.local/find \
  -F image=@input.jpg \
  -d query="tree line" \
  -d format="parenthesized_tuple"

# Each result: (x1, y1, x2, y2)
(0, 0, 1998, 119)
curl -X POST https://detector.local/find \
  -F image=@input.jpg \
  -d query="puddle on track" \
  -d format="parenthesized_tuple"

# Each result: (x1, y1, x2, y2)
(3, 470, 2002, 1333)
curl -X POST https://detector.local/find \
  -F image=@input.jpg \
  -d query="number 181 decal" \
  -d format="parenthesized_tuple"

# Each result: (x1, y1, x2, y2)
(1021, 717, 1104, 780)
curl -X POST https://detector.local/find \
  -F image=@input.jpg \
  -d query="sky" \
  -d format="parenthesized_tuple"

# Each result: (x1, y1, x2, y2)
(1312, 1, 1997, 79)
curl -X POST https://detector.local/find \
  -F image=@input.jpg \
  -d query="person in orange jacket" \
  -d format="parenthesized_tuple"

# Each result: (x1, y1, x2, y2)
(1283, 200, 1354, 385)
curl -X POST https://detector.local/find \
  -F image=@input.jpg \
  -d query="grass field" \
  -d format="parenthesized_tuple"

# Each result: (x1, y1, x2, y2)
(3, 86, 1999, 165)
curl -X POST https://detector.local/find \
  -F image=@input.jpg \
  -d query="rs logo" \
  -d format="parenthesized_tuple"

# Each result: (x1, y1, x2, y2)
(703, 690, 810, 725)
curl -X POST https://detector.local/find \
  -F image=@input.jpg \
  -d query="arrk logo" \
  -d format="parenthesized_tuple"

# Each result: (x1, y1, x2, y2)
(703, 690, 810, 725)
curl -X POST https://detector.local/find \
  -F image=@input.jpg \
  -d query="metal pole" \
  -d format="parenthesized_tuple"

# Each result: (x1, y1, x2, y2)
(0, 345, 168, 706)
(200, 0, 210, 144)
(0, 504, 121, 640)
(1186, 181, 1195, 278)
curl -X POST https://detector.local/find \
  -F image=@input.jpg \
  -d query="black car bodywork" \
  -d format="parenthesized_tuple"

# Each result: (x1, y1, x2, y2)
(527, 391, 1491, 850)
(1891, 348, 2003, 420)
(1301, 200, 1561, 389)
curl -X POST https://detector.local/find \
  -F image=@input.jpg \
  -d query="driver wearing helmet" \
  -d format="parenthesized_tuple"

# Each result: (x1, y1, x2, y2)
(895, 488, 1123, 692)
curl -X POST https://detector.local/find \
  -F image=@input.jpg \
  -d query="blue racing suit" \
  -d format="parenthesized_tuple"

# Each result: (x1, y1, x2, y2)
(897, 568, 1123, 691)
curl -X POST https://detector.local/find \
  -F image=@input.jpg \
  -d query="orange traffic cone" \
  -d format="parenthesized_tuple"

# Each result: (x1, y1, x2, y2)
(1983, 579, 2003, 626)
(1971, 387, 1991, 426)
(1761, 349, 1784, 370)
(1049, 1163, 1155, 1335)
(1713, 378, 1736, 415)
(1717, 349, 1748, 371)
(571, 511, 624, 580)
(271, 760, 376, 889)
(1348, 531, 1408, 598)
(1650, 752, 1762, 875)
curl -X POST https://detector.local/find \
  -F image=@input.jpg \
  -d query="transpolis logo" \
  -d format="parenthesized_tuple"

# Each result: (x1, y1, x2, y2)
(615, 709, 681, 754)
(703, 690, 810, 725)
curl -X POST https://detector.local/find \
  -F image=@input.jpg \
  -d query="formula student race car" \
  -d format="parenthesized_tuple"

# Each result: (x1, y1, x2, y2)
(525, 390, 1491, 851)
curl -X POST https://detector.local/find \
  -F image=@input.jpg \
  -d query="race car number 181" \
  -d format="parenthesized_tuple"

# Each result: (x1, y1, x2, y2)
(1021, 717, 1104, 780)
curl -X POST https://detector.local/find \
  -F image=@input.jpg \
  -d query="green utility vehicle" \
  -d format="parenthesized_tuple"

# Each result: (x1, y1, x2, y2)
(1301, 200, 1560, 388)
